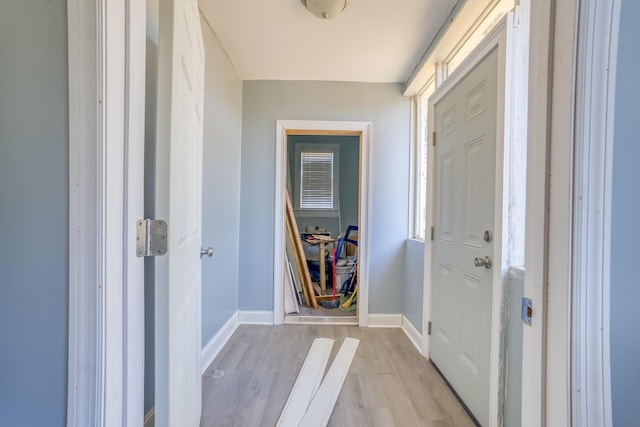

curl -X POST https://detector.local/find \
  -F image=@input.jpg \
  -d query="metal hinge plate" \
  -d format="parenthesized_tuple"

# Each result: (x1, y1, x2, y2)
(136, 219, 168, 257)
(428, 321, 432, 335)
(430, 226, 435, 241)
(432, 131, 436, 146)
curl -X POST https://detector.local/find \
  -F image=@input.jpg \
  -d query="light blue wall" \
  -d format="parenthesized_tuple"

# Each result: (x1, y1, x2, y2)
(610, 1, 640, 424)
(403, 240, 424, 331)
(287, 134, 360, 237)
(505, 268, 524, 427)
(240, 81, 411, 313)
(0, 1, 69, 425)
(338, 137, 360, 232)
(200, 16, 243, 344)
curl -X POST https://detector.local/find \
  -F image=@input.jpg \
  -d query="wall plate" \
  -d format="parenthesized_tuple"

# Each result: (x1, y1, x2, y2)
(522, 297, 533, 326)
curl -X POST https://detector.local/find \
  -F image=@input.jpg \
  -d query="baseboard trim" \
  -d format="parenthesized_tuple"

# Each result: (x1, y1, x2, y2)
(201, 312, 240, 374)
(238, 310, 274, 325)
(144, 408, 154, 427)
(367, 314, 403, 328)
(402, 315, 423, 355)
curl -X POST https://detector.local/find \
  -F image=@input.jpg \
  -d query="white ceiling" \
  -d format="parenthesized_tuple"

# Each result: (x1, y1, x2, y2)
(198, 0, 461, 83)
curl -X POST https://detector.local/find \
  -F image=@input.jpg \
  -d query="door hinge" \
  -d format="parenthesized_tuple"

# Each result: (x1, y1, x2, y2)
(430, 226, 435, 241)
(136, 219, 168, 257)
(432, 131, 436, 146)
(428, 321, 432, 335)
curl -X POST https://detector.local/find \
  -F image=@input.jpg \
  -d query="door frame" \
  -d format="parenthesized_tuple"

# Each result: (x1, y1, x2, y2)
(67, 0, 146, 425)
(570, 0, 620, 424)
(273, 120, 371, 326)
(423, 17, 512, 427)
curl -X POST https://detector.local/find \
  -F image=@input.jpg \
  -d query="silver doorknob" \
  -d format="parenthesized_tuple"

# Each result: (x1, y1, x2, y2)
(200, 247, 213, 258)
(474, 256, 492, 269)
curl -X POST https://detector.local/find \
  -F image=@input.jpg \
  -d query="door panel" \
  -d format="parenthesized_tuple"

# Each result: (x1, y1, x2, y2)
(431, 47, 498, 426)
(434, 262, 455, 349)
(463, 137, 486, 247)
(155, 0, 205, 425)
(460, 272, 482, 374)
(439, 151, 456, 242)
(465, 81, 487, 122)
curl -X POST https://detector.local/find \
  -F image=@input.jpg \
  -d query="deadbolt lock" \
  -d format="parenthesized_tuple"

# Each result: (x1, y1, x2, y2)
(483, 230, 493, 243)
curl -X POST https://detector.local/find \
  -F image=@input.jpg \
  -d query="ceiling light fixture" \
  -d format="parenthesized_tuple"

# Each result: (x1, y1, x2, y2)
(301, 0, 349, 19)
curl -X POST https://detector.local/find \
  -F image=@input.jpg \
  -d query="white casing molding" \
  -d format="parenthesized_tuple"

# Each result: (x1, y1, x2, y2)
(201, 313, 240, 374)
(570, 0, 619, 425)
(67, 0, 145, 425)
(521, 0, 554, 425)
(122, 0, 146, 424)
(298, 338, 360, 426)
(67, 0, 102, 424)
(102, 1, 127, 423)
(277, 338, 335, 427)
(274, 120, 372, 327)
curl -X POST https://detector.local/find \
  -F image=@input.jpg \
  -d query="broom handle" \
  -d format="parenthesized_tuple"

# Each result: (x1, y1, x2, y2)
(332, 247, 337, 300)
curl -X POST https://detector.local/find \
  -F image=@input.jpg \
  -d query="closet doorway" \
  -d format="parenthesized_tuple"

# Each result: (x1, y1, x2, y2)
(273, 120, 371, 326)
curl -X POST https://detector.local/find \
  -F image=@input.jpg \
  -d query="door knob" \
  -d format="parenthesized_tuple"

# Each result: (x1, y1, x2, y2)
(474, 256, 492, 269)
(200, 247, 213, 258)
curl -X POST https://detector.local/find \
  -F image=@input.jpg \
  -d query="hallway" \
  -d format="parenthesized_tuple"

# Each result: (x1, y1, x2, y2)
(200, 325, 474, 426)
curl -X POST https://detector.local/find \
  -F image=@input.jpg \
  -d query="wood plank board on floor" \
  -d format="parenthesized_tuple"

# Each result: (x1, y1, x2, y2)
(285, 189, 317, 309)
(285, 228, 303, 295)
(200, 325, 475, 427)
(299, 337, 360, 427)
(283, 256, 299, 314)
(277, 338, 334, 427)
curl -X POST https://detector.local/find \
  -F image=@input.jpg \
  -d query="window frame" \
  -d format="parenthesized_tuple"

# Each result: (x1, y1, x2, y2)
(411, 78, 436, 240)
(294, 143, 340, 217)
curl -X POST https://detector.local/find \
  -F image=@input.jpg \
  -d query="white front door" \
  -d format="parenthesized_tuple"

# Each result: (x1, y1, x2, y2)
(154, 0, 205, 425)
(431, 47, 498, 426)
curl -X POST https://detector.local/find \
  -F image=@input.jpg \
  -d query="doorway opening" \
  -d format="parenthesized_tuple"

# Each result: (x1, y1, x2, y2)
(273, 120, 371, 326)
(285, 133, 359, 322)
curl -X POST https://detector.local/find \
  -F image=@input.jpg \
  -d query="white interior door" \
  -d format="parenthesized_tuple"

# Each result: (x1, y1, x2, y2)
(431, 47, 498, 426)
(155, 0, 205, 425)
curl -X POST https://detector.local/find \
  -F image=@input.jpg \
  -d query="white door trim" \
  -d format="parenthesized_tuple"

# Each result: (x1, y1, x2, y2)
(570, 0, 620, 425)
(274, 120, 371, 327)
(67, 0, 145, 425)
(67, 0, 103, 424)
(423, 16, 512, 427)
(122, 0, 146, 424)
(520, 0, 554, 425)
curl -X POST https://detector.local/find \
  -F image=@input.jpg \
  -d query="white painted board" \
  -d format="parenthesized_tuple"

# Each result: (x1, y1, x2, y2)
(277, 338, 334, 427)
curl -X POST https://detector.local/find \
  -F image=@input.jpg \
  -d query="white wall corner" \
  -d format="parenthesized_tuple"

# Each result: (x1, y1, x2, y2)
(402, 315, 423, 355)
(238, 311, 275, 325)
(201, 312, 240, 374)
(367, 314, 403, 328)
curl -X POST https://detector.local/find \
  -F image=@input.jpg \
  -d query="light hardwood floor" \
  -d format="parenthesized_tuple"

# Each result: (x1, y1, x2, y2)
(201, 325, 475, 427)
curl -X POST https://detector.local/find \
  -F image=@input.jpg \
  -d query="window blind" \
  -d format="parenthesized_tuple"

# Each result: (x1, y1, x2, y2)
(300, 151, 334, 209)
